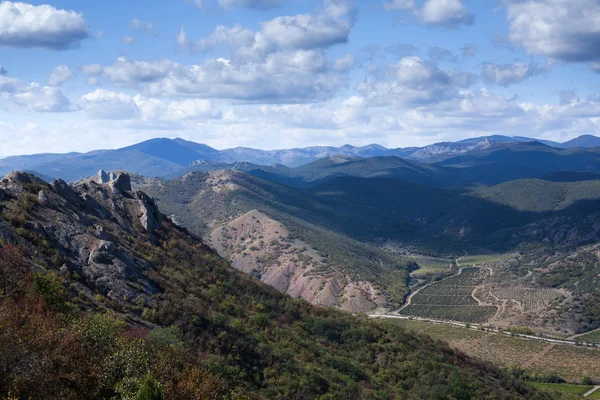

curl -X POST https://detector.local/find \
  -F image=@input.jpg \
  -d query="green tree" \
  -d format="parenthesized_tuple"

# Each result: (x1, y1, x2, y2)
(136, 376, 163, 400)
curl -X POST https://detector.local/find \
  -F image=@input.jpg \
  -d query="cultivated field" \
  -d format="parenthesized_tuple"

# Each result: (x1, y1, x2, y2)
(457, 253, 515, 267)
(577, 329, 600, 343)
(384, 319, 600, 384)
(410, 256, 453, 276)
(491, 288, 561, 311)
(400, 267, 498, 323)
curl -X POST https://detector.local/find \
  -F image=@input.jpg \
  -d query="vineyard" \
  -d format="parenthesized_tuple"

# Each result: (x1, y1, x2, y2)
(457, 253, 515, 267)
(491, 288, 561, 311)
(410, 256, 453, 276)
(400, 267, 498, 323)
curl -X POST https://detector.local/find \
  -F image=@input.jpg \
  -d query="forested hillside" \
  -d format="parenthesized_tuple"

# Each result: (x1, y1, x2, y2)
(0, 171, 548, 399)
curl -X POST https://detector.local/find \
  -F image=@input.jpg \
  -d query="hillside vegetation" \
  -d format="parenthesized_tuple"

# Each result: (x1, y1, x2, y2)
(0, 171, 552, 399)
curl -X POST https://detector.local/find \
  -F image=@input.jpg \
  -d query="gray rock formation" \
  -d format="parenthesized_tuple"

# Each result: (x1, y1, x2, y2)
(135, 191, 160, 234)
(38, 190, 51, 206)
(109, 173, 132, 192)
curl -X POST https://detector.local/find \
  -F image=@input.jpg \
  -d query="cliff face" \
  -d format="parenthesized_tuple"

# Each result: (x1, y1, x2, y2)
(0, 171, 165, 312)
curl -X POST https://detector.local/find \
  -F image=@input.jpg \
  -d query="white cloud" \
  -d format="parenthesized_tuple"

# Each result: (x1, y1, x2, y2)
(129, 18, 157, 36)
(81, 50, 349, 103)
(193, 24, 255, 52)
(81, 89, 140, 120)
(123, 36, 134, 45)
(333, 54, 355, 72)
(81, 89, 222, 121)
(218, 0, 283, 10)
(0, 75, 18, 92)
(189, 0, 355, 59)
(12, 82, 76, 112)
(503, 0, 600, 69)
(356, 56, 476, 107)
(48, 65, 74, 86)
(165, 99, 222, 120)
(482, 62, 547, 87)
(417, 0, 474, 28)
(0, 1, 89, 49)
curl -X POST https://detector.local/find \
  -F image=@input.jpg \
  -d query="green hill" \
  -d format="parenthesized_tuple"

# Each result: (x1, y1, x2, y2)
(0, 172, 548, 399)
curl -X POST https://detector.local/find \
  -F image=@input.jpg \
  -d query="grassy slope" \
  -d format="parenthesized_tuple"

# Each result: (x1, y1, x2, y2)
(145, 172, 414, 307)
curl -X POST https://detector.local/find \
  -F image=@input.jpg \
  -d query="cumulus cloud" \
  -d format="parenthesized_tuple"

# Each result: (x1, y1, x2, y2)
(503, 0, 600, 69)
(218, 0, 283, 11)
(333, 54, 355, 72)
(193, 25, 255, 52)
(48, 65, 74, 86)
(417, 0, 474, 28)
(129, 18, 157, 36)
(0, 75, 18, 92)
(482, 62, 547, 87)
(356, 56, 476, 107)
(123, 36, 134, 45)
(187, 0, 355, 59)
(0, 1, 89, 50)
(12, 82, 76, 112)
(80, 89, 222, 121)
(81, 89, 140, 120)
(82, 41, 350, 103)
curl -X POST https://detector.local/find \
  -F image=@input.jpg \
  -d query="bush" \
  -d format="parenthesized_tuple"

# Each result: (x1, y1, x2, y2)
(136, 376, 163, 400)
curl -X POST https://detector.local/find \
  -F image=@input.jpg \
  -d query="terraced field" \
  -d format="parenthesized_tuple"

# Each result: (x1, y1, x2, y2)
(492, 287, 561, 311)
(458, 253, 515, 267)
(400, 267, 498, 323)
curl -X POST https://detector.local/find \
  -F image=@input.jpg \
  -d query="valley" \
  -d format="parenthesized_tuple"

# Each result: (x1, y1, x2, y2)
(3, 134, 600, 398)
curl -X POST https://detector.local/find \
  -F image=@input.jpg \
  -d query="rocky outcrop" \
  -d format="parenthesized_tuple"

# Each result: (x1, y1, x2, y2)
(51, 179, 84, 206)
(0, 171, 46, 192)
(110, 173, 132, 192)
(0, 171, 162, 310)
(135, 191, 160, 234)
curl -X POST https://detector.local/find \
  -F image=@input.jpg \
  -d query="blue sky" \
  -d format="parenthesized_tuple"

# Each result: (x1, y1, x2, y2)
(1, 0, 600, 156)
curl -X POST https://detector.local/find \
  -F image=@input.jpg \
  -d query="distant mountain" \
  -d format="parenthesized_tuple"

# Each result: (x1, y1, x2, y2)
(556, 134, 600, 149)
(433, 142, 600, 184)
(0, 138, 225, 181)
(219, 143, 395, 167)
(2, 134, 600, 181)
(249, 155, 461, 188)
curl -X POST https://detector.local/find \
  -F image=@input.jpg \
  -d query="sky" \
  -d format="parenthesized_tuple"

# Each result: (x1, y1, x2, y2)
(1, 0, 600, 156)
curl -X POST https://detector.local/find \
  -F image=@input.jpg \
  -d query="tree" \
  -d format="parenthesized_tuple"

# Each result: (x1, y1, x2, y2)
(136, 376, 163, 400)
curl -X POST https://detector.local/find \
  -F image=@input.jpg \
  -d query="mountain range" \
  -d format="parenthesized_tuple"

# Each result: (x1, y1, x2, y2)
(3, 134, 600, 182)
